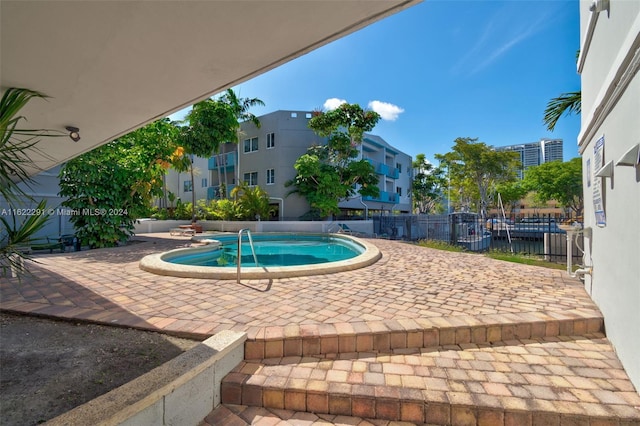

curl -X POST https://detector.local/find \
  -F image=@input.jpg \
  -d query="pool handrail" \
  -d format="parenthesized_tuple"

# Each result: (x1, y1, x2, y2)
(237, 229, 259, 283)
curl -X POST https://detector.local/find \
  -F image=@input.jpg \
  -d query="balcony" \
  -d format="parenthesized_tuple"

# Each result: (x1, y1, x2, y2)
(362, 191, 400, 204)
(366, 159, 399, 179)
(208, 152, 236, 170)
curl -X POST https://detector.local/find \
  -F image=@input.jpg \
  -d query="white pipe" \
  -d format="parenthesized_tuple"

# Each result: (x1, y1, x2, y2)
(565, 227, 593, 278)
(566, 231, 573, 275)
(572, 267, 593, 278)
(359, 197, 369, 220)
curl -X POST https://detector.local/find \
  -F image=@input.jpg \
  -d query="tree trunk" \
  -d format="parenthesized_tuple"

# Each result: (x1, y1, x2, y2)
(190, 158, 196, 222)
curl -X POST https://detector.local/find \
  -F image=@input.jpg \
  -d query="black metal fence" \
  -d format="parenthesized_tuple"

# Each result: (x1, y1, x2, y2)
(372, 213, 583, 263)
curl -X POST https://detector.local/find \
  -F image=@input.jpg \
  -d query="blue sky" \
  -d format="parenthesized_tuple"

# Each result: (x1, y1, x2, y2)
(171, 0, 582, 163)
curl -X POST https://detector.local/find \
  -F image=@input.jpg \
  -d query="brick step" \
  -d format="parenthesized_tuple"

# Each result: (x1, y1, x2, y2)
(222, 334, 640, 425)
(244, 310, 604, 360)
(208, 404, 421, 425)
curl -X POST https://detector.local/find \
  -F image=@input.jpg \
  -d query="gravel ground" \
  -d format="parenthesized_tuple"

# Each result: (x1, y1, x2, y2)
(0, 312, 200, 426)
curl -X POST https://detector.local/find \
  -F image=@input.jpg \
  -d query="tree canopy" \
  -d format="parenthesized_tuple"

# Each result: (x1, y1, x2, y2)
(176, 89, 264, 220)
(411, 154, 445, 214)
(435, 137, 520, 218)
(286, 104, 381, 218)
(59, 118, 180, 248)
(494, 180, 528, 214)
(178, 99, 238, 158)
(523, 157, 583, 217)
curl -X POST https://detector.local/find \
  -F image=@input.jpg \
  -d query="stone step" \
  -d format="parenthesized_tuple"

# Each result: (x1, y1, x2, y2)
(207, 404, 415, 426)
(243, 310, 604, 360)
(222, 334, 640, 425)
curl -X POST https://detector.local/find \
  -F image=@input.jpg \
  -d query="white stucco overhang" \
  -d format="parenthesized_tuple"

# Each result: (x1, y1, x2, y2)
(1, 0, 420, 176)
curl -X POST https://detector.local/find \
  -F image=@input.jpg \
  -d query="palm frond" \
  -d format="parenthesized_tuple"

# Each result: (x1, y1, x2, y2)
(543, 91, 581, 131)
(0, 200, 51, 278)
(0, 88, 54, 202)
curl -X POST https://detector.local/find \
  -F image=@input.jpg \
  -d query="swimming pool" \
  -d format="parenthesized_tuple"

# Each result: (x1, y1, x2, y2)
(139, 233, 381, 279)
(168, 234, 363, 267)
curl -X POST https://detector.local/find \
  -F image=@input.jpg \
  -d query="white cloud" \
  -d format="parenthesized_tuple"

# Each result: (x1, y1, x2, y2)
(368, 100, 405, 121)
(323, 98, 347, 111)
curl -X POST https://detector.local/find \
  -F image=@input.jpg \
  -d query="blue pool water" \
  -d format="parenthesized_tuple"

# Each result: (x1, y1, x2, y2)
(165, 234, 364, 267)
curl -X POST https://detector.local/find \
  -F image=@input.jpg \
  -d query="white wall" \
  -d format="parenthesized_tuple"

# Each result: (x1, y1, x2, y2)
(578, 0, 640, 388)
(0, 165, 75, 240)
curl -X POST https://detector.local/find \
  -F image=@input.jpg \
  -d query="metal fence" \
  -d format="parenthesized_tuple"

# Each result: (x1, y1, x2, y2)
(372, 213, 584, 263)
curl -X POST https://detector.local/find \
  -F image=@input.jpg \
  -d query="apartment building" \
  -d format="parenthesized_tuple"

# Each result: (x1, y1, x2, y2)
(207, 110, 413, 219)
(496, 138, 563, 179)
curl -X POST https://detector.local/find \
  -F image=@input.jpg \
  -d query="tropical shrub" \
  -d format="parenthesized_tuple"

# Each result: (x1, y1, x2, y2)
(1, 88, 53, 276)
(59, 119, 180, 248)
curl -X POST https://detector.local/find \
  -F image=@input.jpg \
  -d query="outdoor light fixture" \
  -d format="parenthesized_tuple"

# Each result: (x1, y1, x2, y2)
(589, 0, 609, 13)
(595, 160, 614, 178)
(615, 143, 640, 167)
(66, 126, 81, 142)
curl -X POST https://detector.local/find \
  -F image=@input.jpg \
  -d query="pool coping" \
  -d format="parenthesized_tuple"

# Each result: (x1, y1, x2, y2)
(138, 233, 382, 280)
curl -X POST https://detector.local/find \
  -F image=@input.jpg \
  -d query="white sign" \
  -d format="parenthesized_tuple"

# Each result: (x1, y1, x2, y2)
(593, 135, 606, 227)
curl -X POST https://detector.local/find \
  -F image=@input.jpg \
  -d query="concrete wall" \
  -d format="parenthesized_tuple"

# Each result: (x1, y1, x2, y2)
(133, 219, 375, 236)
(578, 0, 640, 389)
(0, 165, 75, 240)
(47, 330, 246, 426)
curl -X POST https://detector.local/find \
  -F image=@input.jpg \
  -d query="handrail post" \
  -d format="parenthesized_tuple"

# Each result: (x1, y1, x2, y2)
(237, 230, 243, 283)
(237, 228, 259, 283)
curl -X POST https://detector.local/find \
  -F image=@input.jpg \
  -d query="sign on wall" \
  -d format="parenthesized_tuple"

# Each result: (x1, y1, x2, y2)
(593, 135, 606, 227)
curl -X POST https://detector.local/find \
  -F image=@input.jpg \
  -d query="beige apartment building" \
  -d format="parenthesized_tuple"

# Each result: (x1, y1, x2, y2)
(198, 110, 413, 219)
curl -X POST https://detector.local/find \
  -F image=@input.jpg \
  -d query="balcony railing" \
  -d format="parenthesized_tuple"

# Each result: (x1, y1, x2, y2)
(208, 152, 236, 170)
(366, 159, 399, 179)
(362, 191, 399, 204)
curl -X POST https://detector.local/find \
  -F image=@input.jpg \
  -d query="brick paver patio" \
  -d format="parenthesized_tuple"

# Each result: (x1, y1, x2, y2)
(1, 233, 638, 425)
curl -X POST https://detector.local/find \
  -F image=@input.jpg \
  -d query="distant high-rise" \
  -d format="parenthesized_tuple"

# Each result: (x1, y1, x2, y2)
(496, 138, 563, 179)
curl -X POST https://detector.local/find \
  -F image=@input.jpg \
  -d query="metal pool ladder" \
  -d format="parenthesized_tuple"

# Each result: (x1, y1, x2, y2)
(237, 228, 259, 283)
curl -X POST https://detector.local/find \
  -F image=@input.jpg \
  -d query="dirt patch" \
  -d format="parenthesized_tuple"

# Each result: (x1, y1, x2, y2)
(0, 312, 200, 426)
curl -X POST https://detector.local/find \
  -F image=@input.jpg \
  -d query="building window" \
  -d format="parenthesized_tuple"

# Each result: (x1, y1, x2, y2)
(243, 137, 259, 153)
(183, 180, 192, 192)
(396, 187, 402, 196)
(267, 132, 275, 149)
(266, 168, 275, 185)
(291, 112, 297, 118)
(396, 162, 402, 173)
(201, 178, 208, 188)
(243, 172, 258, 186)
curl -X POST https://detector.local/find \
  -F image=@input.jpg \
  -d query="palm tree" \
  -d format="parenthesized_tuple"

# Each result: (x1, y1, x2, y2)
(1, 88, 49, 201)
(543, 50, 581, 131)
(219, 89, 265, 197)
(220, 89, 265, 127)
(1, 88, 54, 276)
(177, 90, 264, 221)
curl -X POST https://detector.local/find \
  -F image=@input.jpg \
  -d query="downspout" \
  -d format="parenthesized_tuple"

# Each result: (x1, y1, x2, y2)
(359, 197, 369, 220)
